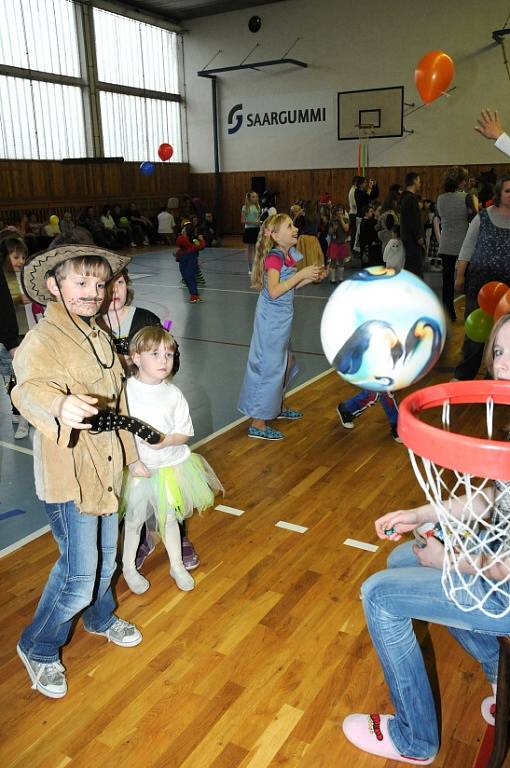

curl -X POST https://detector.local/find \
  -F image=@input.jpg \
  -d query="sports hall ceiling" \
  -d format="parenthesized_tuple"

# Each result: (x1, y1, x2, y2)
(117, 0, 286, 23)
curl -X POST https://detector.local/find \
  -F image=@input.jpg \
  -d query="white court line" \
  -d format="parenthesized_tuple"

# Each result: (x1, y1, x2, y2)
(0, 368, 334, 555)
(0, 525, 50, 558)
(0, 439, 33, 456)
(191, 367, 333, 450)
(276, 521, 308, 534)
(343, 538, 379, 552)
(215, 504, 245, 516)
(129, 273, 152, 280)
(139, 283, 328, 300)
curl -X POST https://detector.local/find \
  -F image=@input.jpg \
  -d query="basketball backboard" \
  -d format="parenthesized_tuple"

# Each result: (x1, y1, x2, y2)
(337, 86, 404, 140)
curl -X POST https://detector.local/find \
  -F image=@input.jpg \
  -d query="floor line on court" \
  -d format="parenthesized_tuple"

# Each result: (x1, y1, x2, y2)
(178, 336, 326, 356)
(140, 283, 329, 300)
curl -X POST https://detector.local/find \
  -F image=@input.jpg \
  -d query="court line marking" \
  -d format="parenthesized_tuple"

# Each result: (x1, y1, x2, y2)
(215, 504, 245, 516)
(343, 538, 379, 552)
(0, 368, 335, 556)
(191, 367, 333, 450)
(276, 521, 308, 533)
(139, 283, 329, 300)
(0, 439, 33, 456)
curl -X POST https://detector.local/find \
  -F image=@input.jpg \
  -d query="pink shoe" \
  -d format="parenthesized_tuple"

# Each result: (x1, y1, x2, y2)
(481, 696, 496, 726)
(342, 713, 435, 764)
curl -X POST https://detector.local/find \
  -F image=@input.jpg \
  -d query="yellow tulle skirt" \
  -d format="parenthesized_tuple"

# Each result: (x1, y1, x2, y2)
(120, 453, 224, 532)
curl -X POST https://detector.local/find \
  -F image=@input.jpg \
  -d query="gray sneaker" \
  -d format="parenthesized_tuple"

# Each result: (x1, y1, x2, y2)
(87, 617, 142, 647)
(17, 644, 67, 699)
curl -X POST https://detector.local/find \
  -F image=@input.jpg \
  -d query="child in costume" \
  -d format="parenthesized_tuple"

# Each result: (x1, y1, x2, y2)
(326, 204, 351, 284)
(175, 221, 205, 303)
(238, 213, 325, 440)
(121, 326, 223, 593)
(12, 244, 143, 700)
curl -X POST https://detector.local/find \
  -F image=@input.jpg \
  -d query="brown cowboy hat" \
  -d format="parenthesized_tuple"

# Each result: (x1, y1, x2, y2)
(22, 244, 131, 305)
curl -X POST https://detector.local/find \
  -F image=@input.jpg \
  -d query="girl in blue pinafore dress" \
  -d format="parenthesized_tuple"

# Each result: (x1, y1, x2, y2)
(238, 213, 325, 440)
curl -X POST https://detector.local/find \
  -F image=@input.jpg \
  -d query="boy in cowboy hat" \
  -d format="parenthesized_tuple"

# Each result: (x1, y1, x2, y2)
(11, 244, 148, 699)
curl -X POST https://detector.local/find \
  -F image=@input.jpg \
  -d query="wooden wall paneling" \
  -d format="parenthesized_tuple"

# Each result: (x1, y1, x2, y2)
(190, 161, 510, 234)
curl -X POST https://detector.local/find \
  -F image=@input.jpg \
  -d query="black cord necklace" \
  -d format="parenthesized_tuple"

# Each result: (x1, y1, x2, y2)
(57, 281, 116, 370)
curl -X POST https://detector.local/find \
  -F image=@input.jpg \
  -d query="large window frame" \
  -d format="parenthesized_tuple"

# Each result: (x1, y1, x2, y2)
(0, 0, 184, 161)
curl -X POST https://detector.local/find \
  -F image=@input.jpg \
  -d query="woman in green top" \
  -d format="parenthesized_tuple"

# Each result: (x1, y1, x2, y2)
(241, 191, 261, 274)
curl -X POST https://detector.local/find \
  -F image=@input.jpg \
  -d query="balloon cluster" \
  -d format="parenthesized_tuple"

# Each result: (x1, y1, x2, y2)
(465, 282, 510, 342)
(415, 50, 454, 104)
(139, 142, 174, 175)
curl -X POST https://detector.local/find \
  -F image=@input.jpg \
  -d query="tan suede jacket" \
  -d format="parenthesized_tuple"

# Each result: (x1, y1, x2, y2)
(12, 302, 137, 515)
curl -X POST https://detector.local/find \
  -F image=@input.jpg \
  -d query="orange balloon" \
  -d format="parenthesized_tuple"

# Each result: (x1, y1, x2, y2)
(415, 50, 454, 104)
(493, 289, 510, 323)
(478, 281, 509, 316)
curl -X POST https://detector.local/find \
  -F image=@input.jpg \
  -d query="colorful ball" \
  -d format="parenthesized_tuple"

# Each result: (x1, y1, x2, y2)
(119, 216, 129, 226)
(320, 266, 447, 392)
(49, 214, 59, 226)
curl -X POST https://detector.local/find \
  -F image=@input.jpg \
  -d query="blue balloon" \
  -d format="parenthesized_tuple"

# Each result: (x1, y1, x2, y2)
(139, 161, 155, 176)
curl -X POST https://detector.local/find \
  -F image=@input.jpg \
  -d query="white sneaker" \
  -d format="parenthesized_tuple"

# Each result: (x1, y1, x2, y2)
(17, 644, 67, 699)
(86, 617, 142, 647)
(123, 568, 150, 594)
(14, 417, 29, 439)
(170, 565, 195, 591)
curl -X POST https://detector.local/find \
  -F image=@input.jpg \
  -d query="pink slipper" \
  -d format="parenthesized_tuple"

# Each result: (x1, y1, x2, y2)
(342, 713, 435, 764)
(481, 696, 496, 726)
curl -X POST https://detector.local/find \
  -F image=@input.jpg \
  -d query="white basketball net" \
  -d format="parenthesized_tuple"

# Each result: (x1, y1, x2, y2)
(408, 396, 510, 618)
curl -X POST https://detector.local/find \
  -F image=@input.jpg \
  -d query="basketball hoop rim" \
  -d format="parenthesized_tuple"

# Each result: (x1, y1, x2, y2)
(398, 381, 510, 480)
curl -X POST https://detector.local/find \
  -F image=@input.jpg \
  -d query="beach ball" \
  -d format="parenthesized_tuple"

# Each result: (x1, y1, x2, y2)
(119, 216, 129, 226)
(320, 266, 447, 392)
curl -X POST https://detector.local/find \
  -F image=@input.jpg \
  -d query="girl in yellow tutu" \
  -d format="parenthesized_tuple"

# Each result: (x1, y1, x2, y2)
(121, 326, 223, 594)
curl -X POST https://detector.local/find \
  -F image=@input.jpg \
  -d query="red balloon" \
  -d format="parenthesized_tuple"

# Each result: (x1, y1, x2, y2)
(415, 51, 454, 104)
(493, 289, 510, 323)
(478, 281, 509, 316)
(158, 143, 173, 161)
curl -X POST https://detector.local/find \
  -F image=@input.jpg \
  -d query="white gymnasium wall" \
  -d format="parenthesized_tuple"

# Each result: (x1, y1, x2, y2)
(182, 0, 510, 173)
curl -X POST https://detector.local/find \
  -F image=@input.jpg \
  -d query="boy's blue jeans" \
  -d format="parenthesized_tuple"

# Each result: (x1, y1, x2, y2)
(179, 251, 198, 296)
(19, 501, 118, 663)
(362, 542, 510, 759)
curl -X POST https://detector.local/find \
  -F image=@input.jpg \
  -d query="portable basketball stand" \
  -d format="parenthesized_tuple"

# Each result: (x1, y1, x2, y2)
(197, 56, 307, 232)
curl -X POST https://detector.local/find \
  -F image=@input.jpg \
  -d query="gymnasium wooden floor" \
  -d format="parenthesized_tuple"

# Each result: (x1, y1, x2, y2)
(0, 296, 504, 768)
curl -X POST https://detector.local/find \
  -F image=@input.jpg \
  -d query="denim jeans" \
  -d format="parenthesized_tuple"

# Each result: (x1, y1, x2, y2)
(19, 501, 118, 663)
(362, 541, 510, 759)
(179, 251, 198, 296)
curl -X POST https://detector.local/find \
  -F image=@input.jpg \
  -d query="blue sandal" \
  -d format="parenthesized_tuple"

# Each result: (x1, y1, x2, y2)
(277, 409, 303, 420)
(248, 425, 284, 440)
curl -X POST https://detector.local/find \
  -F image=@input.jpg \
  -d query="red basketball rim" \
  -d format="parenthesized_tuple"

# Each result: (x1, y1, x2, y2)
(398, 381, 510, 480)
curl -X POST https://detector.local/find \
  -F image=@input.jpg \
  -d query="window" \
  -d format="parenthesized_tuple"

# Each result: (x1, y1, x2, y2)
(100, 91, 182, 162)
(94, 8, 180, 93)
(0, 0, 81, 77)
(0, 1, 184, 161)
(0, 76, 86, 159)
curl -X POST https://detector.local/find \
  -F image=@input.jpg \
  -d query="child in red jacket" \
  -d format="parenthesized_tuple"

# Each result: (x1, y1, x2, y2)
(175, 221, 205, 303)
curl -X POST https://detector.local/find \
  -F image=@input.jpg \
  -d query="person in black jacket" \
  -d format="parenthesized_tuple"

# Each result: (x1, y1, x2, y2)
(400, 172, 425, 277)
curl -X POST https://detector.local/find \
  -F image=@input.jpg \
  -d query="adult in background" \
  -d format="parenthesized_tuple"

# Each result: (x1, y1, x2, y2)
(348, 176, 360, 252)
(436, 166, 470, 321)
(400, 172, 425, 277)
(241, 190, 261, 274)
(454, 174, 510, 380)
